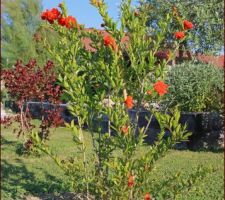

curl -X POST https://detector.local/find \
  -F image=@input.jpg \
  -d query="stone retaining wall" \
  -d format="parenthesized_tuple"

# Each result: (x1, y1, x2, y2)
(8, 102, 224, 150)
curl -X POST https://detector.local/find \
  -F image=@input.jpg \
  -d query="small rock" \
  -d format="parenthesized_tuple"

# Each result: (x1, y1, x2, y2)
(102, 98, 115, 108)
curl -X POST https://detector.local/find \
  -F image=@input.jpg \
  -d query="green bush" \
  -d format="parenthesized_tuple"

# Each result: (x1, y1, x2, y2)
(164, 61, 224, 112)
(1, 87, 11, 107)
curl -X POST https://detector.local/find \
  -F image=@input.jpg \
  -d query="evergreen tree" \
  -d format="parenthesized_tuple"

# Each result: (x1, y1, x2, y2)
(1, 0, 44, 68)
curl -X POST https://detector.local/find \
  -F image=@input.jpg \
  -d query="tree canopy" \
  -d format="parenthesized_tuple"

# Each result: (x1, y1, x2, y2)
(146, 0, 224, 54)
(1, 0, 50, 68)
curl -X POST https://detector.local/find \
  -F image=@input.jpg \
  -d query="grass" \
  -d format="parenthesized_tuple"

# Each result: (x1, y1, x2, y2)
(1, 122, 224, 200)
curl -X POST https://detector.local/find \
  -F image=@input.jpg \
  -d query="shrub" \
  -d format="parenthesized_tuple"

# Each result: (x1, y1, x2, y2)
(164, 61, 224, 112)
(1, 59, 63, 153)
(20, 1, 209, 199)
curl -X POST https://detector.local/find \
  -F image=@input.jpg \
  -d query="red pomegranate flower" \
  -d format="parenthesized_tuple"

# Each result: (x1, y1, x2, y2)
(51, 8, 60, 18)
(58, 17, 66, 26)
(124, 96, 134, 109)
(153, 81, 168, 96)
(41, 8, 60, 24)
(144, 193, 151, 200)
(183, 20, 194, 30)
(121, 125, 129, 135)
(41, 10, 48, 20)
(128, 175, 134, 188)
(65, 16, 77, 29)
(103, 35, 118, 51)
(174, 31, 185, 40)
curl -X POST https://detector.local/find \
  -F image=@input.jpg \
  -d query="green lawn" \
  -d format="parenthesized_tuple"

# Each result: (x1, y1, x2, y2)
(1, 123, 224, 200)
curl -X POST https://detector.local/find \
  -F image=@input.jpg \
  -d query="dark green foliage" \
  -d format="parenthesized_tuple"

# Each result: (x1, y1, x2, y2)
(164, 61, 224, 112)
(147, 0, 224, 54)
(34, 25, 61, 68)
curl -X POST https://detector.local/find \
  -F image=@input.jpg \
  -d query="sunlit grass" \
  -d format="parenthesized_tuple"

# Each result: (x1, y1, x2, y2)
(1, 123, 224, 200)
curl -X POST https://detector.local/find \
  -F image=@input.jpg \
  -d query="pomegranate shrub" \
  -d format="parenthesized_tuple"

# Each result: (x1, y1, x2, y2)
(29, 0, 209, 199)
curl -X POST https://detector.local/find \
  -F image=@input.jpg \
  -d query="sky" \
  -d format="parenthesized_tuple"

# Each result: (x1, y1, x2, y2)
(42, 1, 224, 55)
(42, 0, 139, 29)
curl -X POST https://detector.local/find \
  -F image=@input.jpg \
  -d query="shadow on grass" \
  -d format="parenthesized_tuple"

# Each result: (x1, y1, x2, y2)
(1, 159, 71, 199)
(1, 135, 37, 157)
(187, 147, 224, 153)
(1, 135, 19, 146)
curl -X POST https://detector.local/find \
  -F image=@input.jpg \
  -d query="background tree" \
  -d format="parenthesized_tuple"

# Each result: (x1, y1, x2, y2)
(146, 0, 224, 55)
(1, 0, 54, 68)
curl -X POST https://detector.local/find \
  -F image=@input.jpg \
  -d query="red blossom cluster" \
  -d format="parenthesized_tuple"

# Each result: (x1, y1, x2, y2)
(124, 81, 168, 110)
(128, 174, 135, 187)
(121, 125, 129, 135)
(41, 5, 77, 29)
(183, 20, 194, 30)
(175, 31, 185, 40)
(41, 8, 60, 24)
(103, 35, 118, 51)
(124, 96, 134, 109)
(174, 20, 194, 40)
(57, 15, 77, 29)
(127, 174, 151, 199)
(153, 81, 168, 96)
(144, 193, 151, 200)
